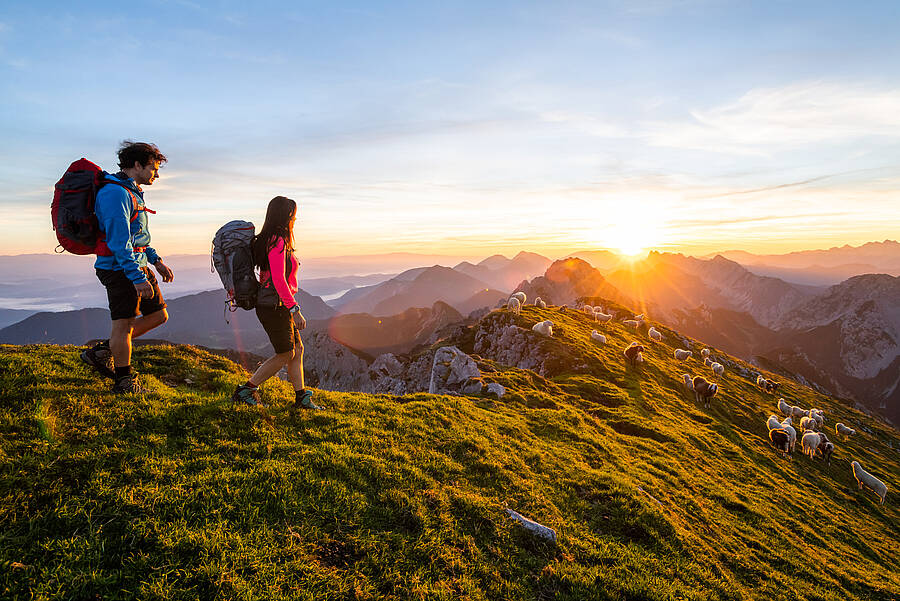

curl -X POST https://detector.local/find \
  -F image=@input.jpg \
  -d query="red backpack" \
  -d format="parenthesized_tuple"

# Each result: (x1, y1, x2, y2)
(51, 158, 139, 256)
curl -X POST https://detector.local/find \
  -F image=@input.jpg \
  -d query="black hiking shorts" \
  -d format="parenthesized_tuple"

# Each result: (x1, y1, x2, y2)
(256, 305, 301, 354)
(96, 266, 166, 321)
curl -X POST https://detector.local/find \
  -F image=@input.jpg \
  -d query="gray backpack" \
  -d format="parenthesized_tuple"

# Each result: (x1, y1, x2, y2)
(212, 220, 258, 310)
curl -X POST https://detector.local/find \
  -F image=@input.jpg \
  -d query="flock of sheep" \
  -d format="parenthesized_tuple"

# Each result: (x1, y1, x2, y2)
(503, 291, 890, 506)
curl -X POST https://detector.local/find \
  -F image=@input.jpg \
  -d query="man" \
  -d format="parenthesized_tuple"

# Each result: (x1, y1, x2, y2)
(80, 141, 174, 393)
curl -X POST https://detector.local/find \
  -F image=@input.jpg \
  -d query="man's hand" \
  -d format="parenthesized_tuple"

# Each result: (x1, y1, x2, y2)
(155, 260, 175, 283)
(292, 311, 307, 330)
(134, 281, 154, 298)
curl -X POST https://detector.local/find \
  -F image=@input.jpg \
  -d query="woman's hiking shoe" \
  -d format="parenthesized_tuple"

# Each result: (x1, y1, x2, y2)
(81, 342, 115, 380)
(112, 373, 143, 394)
(294, 390, 322, 410)
(232, 384, 262, 406)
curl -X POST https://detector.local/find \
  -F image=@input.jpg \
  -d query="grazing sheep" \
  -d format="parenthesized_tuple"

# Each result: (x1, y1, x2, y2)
(819, 441, 835, 465)
(594, 311, 613, 323)
(700, 348, 710, 359)
(767, 415, 783, 431)
(710, 362, 725, 377)
(507, 297, 521, 315)
(532, 320, 553, 337)
(623, 342, 645, 366)
(850, 461, 888, 505)
(801, 432, 822, 458)
(692, 376, 718, 408)
(509, 292, 526, 306)
(780, 418, 797, 453)
(757, 375, 769, 390)
(800, 416, 818, 433)
(682, 374, 694, 391)
(778, 398, 792, 416)
(703, 357, 713, 367)
(769, 428, 791, 457)
(673, 349, 693, 361)
(648, 326, 664, 342)
(765, 380, 780, 394)
(622, 319, 640, 328)
(582, 305, 594, 314)
(634, 314, 644, 321)
(791, 405, 807, 418)
(534, 297, 547, 309)
(809, 409, 825, 428)
(590, 330, 606, 344)
(836, 423, 856, 437)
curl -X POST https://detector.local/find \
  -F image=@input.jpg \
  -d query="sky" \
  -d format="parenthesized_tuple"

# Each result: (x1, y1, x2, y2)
(2, 0, 899, 259)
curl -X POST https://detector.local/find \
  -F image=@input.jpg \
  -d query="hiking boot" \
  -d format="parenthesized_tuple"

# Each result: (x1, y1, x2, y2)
(81, 342, 115, 380)
(112, 373, 143, 394)
(232, 384, 262, 406)
(294, 389, 323, 410)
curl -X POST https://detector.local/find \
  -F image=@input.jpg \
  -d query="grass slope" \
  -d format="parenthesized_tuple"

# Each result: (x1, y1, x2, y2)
(1, 304, 899, 600)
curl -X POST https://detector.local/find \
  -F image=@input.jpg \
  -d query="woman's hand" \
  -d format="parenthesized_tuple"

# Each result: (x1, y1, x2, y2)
(292, 310, 307, 330)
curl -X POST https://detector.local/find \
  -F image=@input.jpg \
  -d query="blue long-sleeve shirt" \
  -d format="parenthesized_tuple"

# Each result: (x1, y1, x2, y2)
(93, 173, 161, 284)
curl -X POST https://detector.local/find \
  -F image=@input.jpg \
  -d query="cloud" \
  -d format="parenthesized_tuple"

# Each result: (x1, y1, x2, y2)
(642, 82, 900, 154)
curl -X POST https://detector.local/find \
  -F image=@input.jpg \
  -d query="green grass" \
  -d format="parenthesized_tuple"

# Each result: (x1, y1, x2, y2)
(1, 305, 899, 600)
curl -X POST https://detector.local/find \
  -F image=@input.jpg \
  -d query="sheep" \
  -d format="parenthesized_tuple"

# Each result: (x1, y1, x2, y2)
(710, 362, 725, 377)
(850, 461, 888, 505)
(623, 342, 645, 366)
(582, 305, 594, 314)
(767, 415, 783, 431)
(765, 380, 780, 394)
(507, 297, 521, 315)
(673, 349, 693, 361)
(800, 416, 818, 433)
(532, 320, 553, 337)
(682, 374, 694, 391)
(809, 409, 825, 428)
(594, 311, 613, 323)
(790, 405, 807, 418)
(622, 319, 640, 328)
(534, 297, 547, 309)
(700, 348, 710, 359)
(509, 291, 526, 306)
(769, 428, 791, 457)
(648, 327, 664, 342)
(780, 418, 797, 453)
(801, 432, 822, 458)
(836, 423, 856, 437)
(778, 398, 792, 416)
(634, 314, 644, 321)
(590, 330, 606, 344)
(692, 376, 718, 408)
(703, 357, 713, 367)
(757, 375, 769, 390)
(819, 441, 835, 465)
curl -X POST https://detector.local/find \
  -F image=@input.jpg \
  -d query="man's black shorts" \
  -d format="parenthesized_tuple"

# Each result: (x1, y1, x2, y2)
(96, 266, 166, 321)
(256, 305, 301, 354)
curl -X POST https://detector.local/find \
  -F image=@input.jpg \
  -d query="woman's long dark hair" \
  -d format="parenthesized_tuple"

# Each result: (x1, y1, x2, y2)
(252, 196, 296, 270)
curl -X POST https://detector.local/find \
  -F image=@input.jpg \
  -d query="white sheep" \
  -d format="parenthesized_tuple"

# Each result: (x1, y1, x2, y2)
(532, 320, 553, 337)
(509, 291, 526, 306)
(648, 327, 664, 342)
(778, 398, 792, 416)
(791, 405, 807, 418)
(673, 349, 693, 361)
(582, 305, 594, 314)
(767, 415, 783, 431)
(682, 374, 694, 391)
(507, 297, 521, 315)
(780, 418, 797, 453)
(703, 357, 712, 367)
(850, 461, 888, 505)
(836, 423, 856, 437)
(710, 362, 725, 377)
(700, 348, 710, 359)
(622, 319, 640, 328)
(634, 314, 644, 321)
(800, 416, 818, 433)
(535, 298, 547, 309)
(756, 375, 769, 390)
(801, 432, 822, 458)
(590, 330, 606, 344)
(594, 311, 613, 323)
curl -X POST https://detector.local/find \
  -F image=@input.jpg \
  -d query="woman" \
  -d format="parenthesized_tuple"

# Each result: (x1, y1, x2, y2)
(231, 196, 322, 410)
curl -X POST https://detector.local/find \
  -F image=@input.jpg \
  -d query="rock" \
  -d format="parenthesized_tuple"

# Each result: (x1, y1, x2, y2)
(461, 377, 485, 395)
(485, 382, 506, 398)
(370, 353, 403, 378)
(505, 508, 557, 543)
(429, 346, 482, 394)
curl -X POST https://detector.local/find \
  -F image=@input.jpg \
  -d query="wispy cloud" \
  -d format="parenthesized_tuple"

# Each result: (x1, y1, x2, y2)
(643, 82, 900, 154)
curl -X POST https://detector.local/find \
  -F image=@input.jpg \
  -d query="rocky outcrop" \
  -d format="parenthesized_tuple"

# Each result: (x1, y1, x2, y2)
(472, 313, 583, 377)
(302, 330, 374, 392)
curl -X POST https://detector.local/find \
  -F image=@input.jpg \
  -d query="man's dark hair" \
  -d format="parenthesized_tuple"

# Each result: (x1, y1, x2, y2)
(117, 140, 167, 170)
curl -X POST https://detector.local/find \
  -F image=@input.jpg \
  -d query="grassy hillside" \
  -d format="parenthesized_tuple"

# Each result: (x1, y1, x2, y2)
(1, 303, 899, 600)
